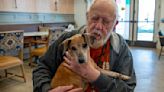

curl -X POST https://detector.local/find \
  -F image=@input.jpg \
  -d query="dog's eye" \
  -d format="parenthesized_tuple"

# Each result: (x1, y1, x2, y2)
(83, 43, 88, 48)
(71, 46, 77, 51)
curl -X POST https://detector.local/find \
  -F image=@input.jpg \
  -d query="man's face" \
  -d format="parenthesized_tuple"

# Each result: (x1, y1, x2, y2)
(87, 1, 116, 48)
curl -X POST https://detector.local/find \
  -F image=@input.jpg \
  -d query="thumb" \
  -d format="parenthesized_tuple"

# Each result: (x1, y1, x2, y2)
(61, 85, 74, 91)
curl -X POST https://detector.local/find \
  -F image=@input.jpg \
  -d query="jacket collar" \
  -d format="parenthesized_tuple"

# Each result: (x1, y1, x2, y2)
(110, 32, 120, 54)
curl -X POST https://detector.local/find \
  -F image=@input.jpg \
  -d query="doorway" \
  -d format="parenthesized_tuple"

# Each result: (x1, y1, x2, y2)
(137, 0, 155, 41)
(115, 0, 130, 40)
(115, 0, 156, 47)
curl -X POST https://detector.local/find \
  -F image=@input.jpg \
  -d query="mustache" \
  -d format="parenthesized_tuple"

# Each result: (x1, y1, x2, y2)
(91, 29, 112, 45)
(91, 29, 103, 37)
(89, 29, 104, 44)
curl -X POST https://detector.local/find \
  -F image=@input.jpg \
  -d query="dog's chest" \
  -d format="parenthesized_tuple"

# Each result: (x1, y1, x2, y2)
(51, 62, 85, 88)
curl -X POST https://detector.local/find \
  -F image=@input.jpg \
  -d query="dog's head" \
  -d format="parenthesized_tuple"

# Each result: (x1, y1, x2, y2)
(61, 33, 90, 64)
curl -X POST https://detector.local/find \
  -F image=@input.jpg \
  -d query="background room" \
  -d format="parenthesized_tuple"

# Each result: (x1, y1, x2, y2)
(0, 0, 164, 92)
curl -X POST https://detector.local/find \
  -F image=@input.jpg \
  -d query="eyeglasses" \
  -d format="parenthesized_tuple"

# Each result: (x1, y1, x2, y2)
(89, 15, 115, 26)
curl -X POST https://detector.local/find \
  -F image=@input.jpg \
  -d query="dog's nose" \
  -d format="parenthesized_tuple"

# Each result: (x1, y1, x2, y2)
(78, 58, 85, 64)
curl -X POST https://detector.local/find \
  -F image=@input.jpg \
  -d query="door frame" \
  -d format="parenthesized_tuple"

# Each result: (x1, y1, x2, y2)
(128, 0, 160, 47)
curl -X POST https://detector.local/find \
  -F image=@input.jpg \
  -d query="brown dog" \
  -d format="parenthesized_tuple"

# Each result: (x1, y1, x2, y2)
(51, 33, 130, 90)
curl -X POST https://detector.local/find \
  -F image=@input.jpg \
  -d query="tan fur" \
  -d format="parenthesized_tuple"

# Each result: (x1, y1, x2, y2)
(51, 34, 130, 90)
(51, 34, 89, 90)
(51, 63, 84, 88)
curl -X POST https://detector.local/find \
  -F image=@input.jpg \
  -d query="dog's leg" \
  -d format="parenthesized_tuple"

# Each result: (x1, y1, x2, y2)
(91, 60, 130, 80)
(90, 57, 130, 80)
(99, 69, 130, 80)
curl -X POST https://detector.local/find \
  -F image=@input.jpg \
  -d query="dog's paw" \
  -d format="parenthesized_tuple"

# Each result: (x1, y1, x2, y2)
(119, 74, 131, 80)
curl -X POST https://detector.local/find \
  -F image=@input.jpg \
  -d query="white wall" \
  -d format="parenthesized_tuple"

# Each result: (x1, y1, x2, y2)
(74, 0, 87, 29)
(159, 0, 164, 30)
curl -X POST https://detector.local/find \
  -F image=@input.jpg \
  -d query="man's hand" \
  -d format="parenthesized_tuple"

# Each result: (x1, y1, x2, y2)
(63, 51, 100, 82)
(48, 85, 83, 92)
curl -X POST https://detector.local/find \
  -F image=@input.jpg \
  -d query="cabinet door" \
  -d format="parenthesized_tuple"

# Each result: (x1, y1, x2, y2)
(57, 0, 74, 14)
(0, 0, 16, 12)
(0, 0, 5, 11)
(17, 0, 36, 12)
(66, 0, 74, 14)
(24, 0, 36, 12)
(0, 0, 36, 12)
(0, 0, 74, 13)
(36, 0, 53, 13)
(56, 0, 66, 14)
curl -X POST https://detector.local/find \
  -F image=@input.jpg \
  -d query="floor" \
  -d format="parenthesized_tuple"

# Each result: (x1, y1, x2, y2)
(132, 47, 164, 92)
(0, 47, 164, 92)
(0, 62, 34, 92)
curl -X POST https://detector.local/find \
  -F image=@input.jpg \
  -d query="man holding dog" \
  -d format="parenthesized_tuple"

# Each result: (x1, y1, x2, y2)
(33, 0, 136, 92)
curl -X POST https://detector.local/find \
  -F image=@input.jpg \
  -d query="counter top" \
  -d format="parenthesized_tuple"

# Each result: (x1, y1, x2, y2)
(24, 32, 48, 36)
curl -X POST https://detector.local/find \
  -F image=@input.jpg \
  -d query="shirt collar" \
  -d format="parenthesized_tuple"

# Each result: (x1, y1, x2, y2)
(110, 32, 120, 54)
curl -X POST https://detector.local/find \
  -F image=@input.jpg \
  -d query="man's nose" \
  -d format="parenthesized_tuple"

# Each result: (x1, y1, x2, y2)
(95, 18, 103, 30)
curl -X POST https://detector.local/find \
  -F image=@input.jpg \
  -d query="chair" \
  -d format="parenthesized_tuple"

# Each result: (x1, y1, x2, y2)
(28, 26, 65, 66)
(158, 31, 164, 59)
(28, 26, 50, 66)
(0, 30, 26, 82)
(49, 27, 66, 45)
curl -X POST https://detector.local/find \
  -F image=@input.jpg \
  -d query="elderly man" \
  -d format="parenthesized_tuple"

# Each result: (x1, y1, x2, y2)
(33, 0, 136, 92)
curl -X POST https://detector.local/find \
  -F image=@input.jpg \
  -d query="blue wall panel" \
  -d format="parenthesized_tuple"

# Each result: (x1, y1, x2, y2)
(0, 12, 74, 25)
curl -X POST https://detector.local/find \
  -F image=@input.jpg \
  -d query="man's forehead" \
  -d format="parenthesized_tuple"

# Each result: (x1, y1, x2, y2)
(90, 11, 115, 19)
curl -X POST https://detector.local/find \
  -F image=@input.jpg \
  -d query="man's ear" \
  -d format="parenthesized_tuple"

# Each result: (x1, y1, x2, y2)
(59, 38, 71, 56)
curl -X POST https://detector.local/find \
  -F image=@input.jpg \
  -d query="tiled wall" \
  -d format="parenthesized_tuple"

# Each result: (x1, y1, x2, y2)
(0, 12, 74, 25)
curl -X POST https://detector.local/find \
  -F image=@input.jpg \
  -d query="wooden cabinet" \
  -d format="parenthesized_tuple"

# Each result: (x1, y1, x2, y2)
(35, 0, 74, 14)
(0, 0, 74, 14)
(10, 0, 36, 12)
(67, 0, 74, 14)
(56, 0, 74, 14)
(0, 0, 16, 12)
(0, 0, 36, 12)
(35, 0, 54, 13)
(18, 0, 36, 12)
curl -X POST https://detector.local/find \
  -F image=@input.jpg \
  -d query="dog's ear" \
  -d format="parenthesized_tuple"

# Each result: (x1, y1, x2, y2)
(82, 33, 91, 45)
(60, 38, 71, 56)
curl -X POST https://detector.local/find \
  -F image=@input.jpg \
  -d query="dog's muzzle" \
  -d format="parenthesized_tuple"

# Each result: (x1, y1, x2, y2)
(78, 57, 85, 64)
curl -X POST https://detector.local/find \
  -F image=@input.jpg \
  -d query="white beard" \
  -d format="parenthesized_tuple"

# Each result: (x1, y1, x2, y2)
(88, 19, 116, 49)
(89, 29, 112, 49)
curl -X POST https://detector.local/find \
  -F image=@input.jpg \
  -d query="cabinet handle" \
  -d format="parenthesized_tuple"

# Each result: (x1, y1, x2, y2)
(15, 0, 18, 8)
(54, 0, 58, 11)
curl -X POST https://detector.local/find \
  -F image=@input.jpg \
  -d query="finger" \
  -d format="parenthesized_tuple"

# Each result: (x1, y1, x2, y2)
(65, 51, 72, 60)
(64, 56, 71, 65)
(59, 85, 73, 91)
(49, 85, 73, 92)
(63, 62, 71, 69)
(68, 88, 83, 92)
